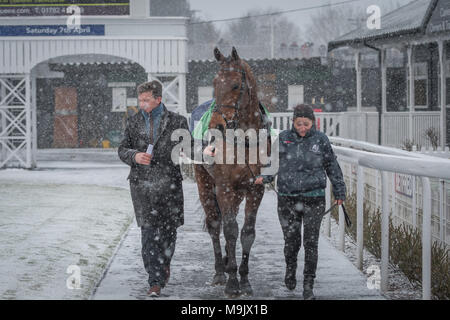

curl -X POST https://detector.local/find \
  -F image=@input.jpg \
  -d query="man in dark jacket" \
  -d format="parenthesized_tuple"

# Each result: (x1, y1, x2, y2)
(118, 80, 189, 297)
(255, 104, 346, 300)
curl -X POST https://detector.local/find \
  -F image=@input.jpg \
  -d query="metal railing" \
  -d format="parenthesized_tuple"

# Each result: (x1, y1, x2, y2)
(327, 139, 450, 300)
(213, 110, 441, 149)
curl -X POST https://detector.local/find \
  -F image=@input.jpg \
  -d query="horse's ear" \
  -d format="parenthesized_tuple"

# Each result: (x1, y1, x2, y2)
(231, 47, 240, 61)
(214, 47, 225, 62)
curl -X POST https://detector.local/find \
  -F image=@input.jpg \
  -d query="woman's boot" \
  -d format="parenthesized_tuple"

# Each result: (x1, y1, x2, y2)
(303, 276, 315, 300)
(284, 264, 297, 290)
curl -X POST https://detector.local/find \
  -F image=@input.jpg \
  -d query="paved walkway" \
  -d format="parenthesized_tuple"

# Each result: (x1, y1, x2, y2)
(92, 181, 385, 300)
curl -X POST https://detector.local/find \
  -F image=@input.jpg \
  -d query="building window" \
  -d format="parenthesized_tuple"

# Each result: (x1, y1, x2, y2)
(407, 62, 428, 108)
(198, 86, 213, 105)
(287, 85, 304, 110)
(111, 87, 127, 112)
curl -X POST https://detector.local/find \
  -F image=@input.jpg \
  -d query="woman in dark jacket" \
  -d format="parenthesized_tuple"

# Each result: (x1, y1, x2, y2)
(255, 104, 346, 300)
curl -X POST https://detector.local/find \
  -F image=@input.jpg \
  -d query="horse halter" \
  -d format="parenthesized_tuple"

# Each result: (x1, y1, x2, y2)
(213, 65, 248, 130)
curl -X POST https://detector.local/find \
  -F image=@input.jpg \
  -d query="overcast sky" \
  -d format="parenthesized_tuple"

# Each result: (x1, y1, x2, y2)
(188, 0, 413, 32)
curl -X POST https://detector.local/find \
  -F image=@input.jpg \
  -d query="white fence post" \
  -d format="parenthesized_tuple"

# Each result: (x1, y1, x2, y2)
(357, 165, 364, 270)
(381, 171, 390, 293)
(439, 179, 445, 243)
(339, 204, 345, 252)
(421, 177, 432, 300)
(412, 176, 417, 228)
(325, 178, 331, 237)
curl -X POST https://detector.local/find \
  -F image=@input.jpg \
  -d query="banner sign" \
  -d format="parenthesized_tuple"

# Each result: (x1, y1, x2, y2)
(0, 1, 129, 17)
(0, 24, 105, 36)
(395, 173, 414, 198)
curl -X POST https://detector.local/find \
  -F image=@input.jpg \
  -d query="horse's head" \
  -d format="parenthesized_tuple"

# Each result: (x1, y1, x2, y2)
(210, 47, 258, 132)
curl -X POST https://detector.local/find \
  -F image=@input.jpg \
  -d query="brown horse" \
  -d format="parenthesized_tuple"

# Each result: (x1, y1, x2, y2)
(194, 47, 270, 297)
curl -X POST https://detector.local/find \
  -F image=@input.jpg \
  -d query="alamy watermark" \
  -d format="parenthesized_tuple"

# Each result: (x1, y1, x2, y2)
(66, 265, 81, 290)
(66, 5, 81, 30)
(367, 5, 381, 30)
(366, 265, 381, 290)
(170, 128, 279, 175)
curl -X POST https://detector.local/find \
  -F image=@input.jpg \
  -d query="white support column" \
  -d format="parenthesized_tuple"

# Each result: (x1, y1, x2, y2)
(438, 40, 447, 149)
(25, 73, 31, 168)
(381, 48, 387, 145)
(407, 46, 415, 143)
(31, 74, 37, 168)
(0, 75, 30, 168)
(131, 0, 150, 18)
(381, 48, 387, 113)
(0, 83, 6, 162)
(179, 73, 187, 115)
(355, 51, 362, 112)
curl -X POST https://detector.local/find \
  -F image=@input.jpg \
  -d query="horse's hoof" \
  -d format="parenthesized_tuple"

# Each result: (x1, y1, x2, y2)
(224, 289, 241, 298)
(211, 273, 227, 286)
(224, 277, 240, 298)
(225, 291, 241, 299)
(240, 280, 253, 296)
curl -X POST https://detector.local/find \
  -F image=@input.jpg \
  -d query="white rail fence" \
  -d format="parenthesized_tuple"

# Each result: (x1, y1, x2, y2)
(329, 137, 450, 247)
(226, 110, 443, 149)
(382, 112, 442, 148)
(325, 138, 450, 300)
(188, 110, 444, 149)
(413, 145, 450, 159)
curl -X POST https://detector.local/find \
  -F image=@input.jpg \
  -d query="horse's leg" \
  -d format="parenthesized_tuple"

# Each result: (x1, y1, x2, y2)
(239, 185, 264, 296)
(217, 187, 242, 297)
(194, 165, 226, 286)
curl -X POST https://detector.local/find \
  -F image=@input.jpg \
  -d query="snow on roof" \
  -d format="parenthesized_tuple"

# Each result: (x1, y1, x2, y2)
(47, 54, 132, 66)
(328, 0, 436, 50)
(188, 57, 321, 63)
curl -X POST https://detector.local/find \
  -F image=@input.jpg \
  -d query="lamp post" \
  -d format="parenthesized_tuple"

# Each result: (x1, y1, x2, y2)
(270, 14, 274, 59)
(262, 14, 276, 59)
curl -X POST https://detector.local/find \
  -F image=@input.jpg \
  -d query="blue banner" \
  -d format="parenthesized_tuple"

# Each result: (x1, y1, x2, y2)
(0, 25, 105, 36)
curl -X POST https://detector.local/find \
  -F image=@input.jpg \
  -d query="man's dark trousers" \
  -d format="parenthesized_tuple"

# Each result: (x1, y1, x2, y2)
(141, 223, 177, 287)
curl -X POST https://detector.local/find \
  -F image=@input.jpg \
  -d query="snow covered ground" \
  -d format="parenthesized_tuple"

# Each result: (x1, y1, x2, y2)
(92, 181, 384, 300)
(0, 160, 134, 299)
(0, 153, 403, 300)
